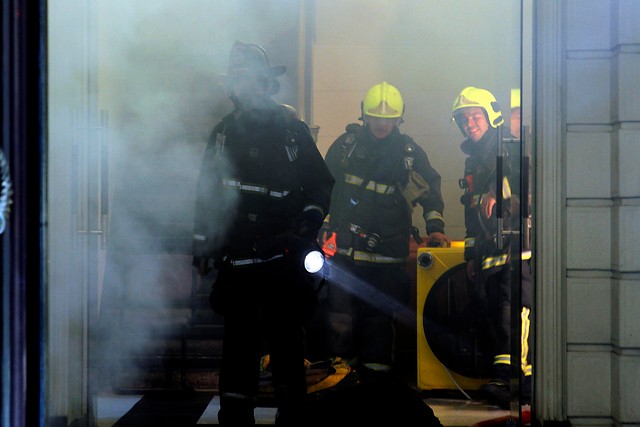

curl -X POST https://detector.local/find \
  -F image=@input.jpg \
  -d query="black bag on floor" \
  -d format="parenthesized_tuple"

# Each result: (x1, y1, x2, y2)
(303, 358, 443, 427)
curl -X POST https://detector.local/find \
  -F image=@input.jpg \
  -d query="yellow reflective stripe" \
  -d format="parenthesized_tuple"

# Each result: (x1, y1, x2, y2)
(425, 210, 444, 222)
(503, 176, 512, 199)
(482, 254, 508, 270)
(521, 307, 532, 376)
(365, 181, 394, 195)
(344, 174, 395, 195)
(491, 309, 532, 376)
(344, 174, 364, 186)
(522, 250, 532, 260)
(494, 354, 511, 366)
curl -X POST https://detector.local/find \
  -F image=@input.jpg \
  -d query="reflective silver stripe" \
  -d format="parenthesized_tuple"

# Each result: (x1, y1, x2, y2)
(425, 210, 443, 222)
(223, 179, 268, 195)
(303, 204, 324, 216)
(335, 247, 404, 264)
(222, 179, 290, 199)
(363, 363, 391, 372)
(230, 254, 284, 266)
(464, 238, 475, 248)
(269, 189, 290, 198)
(220, 392, 255, 401)
(353, 250, 404, 263)
(193, 234, 206, 241)
(285, 144, 298, 161)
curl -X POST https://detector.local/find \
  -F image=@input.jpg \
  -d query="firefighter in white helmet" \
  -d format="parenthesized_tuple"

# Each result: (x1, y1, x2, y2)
(451, 86, 532, 409)
(321, 81, 450, 377)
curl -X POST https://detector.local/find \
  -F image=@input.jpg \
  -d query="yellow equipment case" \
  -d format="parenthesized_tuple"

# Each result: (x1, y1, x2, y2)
(415, 244, 492, 391)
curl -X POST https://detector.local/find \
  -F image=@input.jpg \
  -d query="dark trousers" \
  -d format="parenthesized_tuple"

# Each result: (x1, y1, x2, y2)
(474, 258, 532, 381)
(211, 259, 317, 426)
(324, 256, 410, 369)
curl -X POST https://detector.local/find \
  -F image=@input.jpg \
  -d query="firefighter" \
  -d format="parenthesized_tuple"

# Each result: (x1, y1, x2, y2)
(321, 81, 450, 376)
(451, 86, 532, 409)
(192, 41, 334, 426)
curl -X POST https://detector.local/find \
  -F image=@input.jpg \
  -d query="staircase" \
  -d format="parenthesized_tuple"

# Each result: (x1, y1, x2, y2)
(92, 147, 224, 393)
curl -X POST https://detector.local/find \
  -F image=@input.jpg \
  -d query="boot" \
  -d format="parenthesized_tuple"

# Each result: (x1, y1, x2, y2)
(481, 364, 510, 409)
(480, 379, 510, 410)
(218, 395, 256, 426)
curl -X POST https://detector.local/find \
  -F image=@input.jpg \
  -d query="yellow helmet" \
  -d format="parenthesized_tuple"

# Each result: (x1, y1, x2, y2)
(451, 86, 504, 128)
(361, 81, 404, 119)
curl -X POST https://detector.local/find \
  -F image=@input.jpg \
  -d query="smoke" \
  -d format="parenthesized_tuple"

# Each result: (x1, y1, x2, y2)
(94, 0, 303, 390)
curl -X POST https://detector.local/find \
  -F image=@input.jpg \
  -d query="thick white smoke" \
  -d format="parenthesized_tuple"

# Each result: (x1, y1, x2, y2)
(94, 0, 304, 390)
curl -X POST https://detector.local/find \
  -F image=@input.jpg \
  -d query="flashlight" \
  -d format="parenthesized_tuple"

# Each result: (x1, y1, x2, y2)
(303, 248, 325, 273)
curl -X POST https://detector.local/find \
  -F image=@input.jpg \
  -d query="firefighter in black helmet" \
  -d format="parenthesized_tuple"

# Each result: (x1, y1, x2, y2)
(321, 82, 450, 377)
(451, 86, 532, 409)
(192, 41, 334, 426)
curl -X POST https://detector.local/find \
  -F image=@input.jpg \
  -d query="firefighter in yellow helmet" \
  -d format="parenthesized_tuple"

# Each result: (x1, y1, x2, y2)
(320, 81, 450, 378)
(451, 86, 532, 409)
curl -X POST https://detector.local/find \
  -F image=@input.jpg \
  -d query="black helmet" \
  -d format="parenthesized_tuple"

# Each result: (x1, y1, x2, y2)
(227, 41, 286, 78)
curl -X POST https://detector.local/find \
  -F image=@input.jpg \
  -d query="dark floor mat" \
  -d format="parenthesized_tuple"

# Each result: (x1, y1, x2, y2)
(113, 390, 214, 427)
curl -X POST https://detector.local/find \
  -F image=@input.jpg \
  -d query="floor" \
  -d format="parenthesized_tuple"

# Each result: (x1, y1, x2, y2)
(94, 389, 529, 426)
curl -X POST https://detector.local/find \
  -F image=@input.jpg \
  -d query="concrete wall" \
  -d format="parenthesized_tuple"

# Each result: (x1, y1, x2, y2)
(536, 0, 640, 425)
(567, 0, 640, 424)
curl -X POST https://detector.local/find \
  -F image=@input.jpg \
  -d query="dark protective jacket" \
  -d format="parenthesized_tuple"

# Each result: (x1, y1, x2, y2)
(324, 124, 445, 265)
(192, 102, 335, 262)
(459, 126, 514, 270)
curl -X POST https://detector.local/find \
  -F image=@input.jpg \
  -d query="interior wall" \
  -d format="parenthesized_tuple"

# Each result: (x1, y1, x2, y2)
(311, 0, 521, 240)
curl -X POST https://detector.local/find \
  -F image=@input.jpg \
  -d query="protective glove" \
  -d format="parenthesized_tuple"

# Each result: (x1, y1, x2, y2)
(294, 209, 325, 240)
(426, 232, 451, 248)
